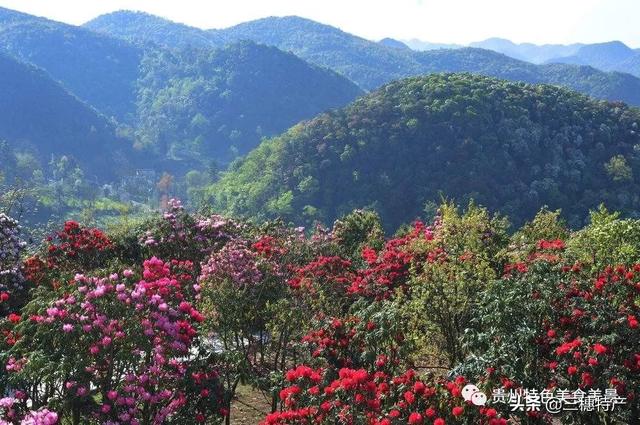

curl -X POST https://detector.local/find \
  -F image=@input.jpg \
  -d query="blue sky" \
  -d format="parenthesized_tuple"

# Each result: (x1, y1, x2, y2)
(0, 0, 638, 47)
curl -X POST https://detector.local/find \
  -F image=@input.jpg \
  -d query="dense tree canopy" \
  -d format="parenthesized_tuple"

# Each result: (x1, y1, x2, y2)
(211, 73, 640, 230)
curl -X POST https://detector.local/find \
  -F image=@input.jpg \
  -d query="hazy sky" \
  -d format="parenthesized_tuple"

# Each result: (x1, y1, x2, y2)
(0, 0, 638, 47)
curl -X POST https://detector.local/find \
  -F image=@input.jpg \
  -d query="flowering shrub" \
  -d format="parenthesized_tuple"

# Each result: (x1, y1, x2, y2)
(463, 237, 640, 423)
(3, 203, 640, 424)
(44, 220, 112, 271)
(0, 396, 58, 425)
(264, 365, 508, 425)
(4, 257, 224, 424)
(0, 214, 27, 317)
(139, 199, 241, 264)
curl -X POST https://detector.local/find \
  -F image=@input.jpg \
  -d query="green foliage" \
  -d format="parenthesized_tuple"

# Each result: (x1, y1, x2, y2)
(605, 154, 633, 181)
(507, 207, 569, 260)
(405, 202, 509, 366)
(459, 260, 564, 389)
(331, 209, 385, 262)
(567, 205, 640, 269)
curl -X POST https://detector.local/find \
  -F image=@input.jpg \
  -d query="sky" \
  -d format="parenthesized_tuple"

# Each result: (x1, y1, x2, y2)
(0, 0, 638, 47)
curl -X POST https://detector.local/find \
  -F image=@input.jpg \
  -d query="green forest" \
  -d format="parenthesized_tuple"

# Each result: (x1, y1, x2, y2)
(211, 73, 640, 229)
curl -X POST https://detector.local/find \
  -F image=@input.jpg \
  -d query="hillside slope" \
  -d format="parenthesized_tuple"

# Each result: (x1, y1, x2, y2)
(0, 52, 133, 179)
(211, 73, 640, 229)
(136, 41, 364, 163)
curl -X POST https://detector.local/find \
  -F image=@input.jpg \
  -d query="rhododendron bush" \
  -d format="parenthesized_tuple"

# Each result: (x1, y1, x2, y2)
(0, 202, 639, 424)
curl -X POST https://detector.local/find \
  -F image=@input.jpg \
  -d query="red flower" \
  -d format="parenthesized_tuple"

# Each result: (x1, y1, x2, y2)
(408, 412, 423, 424)
(567, 365, 578, 375)
(434, 418, 446, 425)
(452, 406, 464, 417)
(593, 343, 607, 355)
(404, 391, 416, 404)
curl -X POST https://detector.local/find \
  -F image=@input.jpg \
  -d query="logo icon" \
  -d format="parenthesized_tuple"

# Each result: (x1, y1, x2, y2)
(462, 384, 487, 406)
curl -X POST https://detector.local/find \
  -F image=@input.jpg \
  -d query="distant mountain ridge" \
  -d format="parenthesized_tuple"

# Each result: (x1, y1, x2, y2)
(402, 39, 462, 51)
(547, 41, 640, 77)
(378, 38, 411, 50)
(469, 38, 583, 63)
(85, 10, 224, 49)
(83, 11, 640, 107)
(0, 7, 363, 173)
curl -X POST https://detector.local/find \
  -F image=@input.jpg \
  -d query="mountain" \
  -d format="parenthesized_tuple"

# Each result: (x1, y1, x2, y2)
(378, 38, 411, 50)
(84, 10, 223, 49)
(470, 38, 583, 63)
(548, 41, 640, 77)
(402, 39, 462, 51)
(212, 16, 430, 90)
(0, 7, 143, 121)
(84, 12, 640, 107)
(211, 73, 640, 230)
(136, 41, 364, 164)
(0, 52, 133, 180)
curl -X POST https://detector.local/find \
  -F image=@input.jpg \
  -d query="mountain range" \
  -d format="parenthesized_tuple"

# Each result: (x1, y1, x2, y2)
(85, 11, 640, 105)
(2, 6, 640, 228)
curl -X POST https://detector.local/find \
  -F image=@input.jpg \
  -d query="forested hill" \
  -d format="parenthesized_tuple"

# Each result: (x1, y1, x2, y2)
(85, 10, 225, 49)
(135, 41, 364, 163)
(85, 12, 640, 107)
(0, 7, 143, 122)
(0, 52, 133, 180)
(211, 73, 640, 230)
